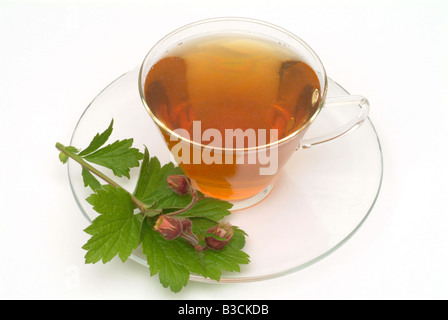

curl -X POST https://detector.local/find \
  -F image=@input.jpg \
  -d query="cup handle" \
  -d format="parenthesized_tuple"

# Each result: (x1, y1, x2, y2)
(299, 95, 370, 149)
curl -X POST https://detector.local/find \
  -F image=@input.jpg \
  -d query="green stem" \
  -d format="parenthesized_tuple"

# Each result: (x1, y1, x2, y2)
(56, 142, 149, 213)
(166, 195, 204, 216)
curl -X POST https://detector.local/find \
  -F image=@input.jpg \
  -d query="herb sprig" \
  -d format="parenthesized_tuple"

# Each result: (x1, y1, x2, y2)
(56, 120, 250, 292)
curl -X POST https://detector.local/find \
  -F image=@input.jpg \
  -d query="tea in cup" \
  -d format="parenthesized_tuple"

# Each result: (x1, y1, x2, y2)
(139, 18, 369, 209)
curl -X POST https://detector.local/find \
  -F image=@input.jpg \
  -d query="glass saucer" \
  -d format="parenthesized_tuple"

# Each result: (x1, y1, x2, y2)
(68, 67, 383, 284)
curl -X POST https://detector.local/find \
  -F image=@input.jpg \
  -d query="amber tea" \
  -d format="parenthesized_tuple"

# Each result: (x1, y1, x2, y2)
(143, 34, 321, 201)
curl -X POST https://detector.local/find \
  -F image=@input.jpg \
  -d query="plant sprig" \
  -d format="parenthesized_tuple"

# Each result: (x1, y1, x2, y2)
(56, 120, 250, 292)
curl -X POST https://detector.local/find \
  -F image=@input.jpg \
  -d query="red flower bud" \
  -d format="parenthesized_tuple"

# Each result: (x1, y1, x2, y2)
(181, 219, 192, 232)
(205, 223, 234, 251)
(167, 175, 192, 196)
(154, 215, 183, 240)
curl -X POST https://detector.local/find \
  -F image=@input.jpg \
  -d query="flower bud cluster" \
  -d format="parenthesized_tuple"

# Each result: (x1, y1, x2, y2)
(153, 175, 234, 251)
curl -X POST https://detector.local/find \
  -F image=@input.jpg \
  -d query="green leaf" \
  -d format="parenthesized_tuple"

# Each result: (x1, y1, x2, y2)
(79, 119, 114, 156)
(134, 148, 232, 219)
(82, 167, 102, 191)
(67, 146, 80, 153)
(200, 227, 250, 281)
(83, 185, 141, 264)
(141, 219, 198, 293)
(134, 147, 190, 208)
(86, 184, 136, 215)
(189, 219, 249, 281)
(141, 217, 249, 292)
(59, 146, 80, 164)
(83, 139, 144, 178)
(59, 152, 69, 164)
(179, 197, 233, 221)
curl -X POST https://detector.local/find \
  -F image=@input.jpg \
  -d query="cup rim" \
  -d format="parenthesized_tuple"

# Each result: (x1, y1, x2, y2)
(138, 17, 328, 152)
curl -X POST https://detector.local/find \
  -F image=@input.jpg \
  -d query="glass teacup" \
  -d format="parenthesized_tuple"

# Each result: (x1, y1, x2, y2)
(139, 18, 369, 210)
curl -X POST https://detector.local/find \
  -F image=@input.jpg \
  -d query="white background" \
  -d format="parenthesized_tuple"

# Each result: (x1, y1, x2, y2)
(1, 0, 447, 300)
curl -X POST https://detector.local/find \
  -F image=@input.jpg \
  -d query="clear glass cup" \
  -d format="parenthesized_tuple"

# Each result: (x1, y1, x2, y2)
(138, 17, 370, 210)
